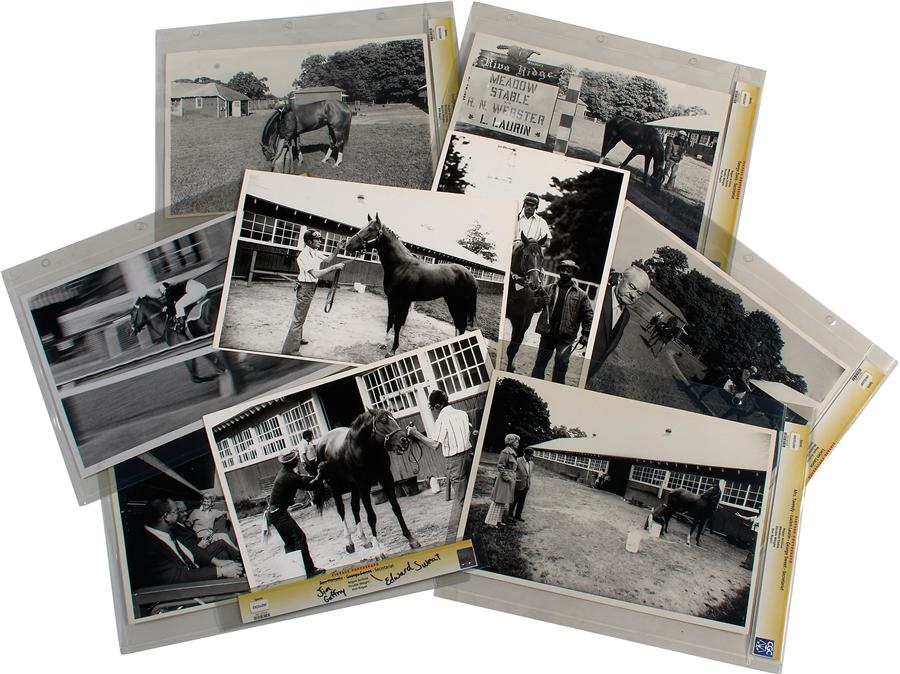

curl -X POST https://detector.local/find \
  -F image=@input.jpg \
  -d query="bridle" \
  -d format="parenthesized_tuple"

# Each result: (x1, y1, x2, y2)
(130, 296, 166, 335)
(515, 242, 545, 289)
(346, 220, 382, 250)
(371, 412, 409, 454)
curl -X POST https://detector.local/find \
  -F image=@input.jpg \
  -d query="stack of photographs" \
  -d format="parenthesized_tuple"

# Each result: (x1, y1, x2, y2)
(1, 2, 897, 670)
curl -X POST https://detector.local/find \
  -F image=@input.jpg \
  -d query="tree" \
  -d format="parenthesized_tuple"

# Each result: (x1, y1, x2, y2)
(226, 71, 270, 99)
(485, 378, 552, 449)
(539, 167, 625, 282)
(666, 104, 709, 117)
(578, 70, 669, 122)
(457, 221, 497, 262)
(437, 135, 472, 194)
(640, 245, 689, 294)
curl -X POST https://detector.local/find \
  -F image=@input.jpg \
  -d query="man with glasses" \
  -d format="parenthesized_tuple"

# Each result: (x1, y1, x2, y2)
(588, 265, 651, 381)
(281, 228, 345, 356)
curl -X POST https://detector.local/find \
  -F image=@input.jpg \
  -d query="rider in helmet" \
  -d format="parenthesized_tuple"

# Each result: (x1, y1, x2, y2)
(512, 192, 552, 255)
(158, 278, 208, 334)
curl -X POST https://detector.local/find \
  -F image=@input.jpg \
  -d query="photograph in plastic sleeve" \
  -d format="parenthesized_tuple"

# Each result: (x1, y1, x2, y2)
(164, 33, 438, 216)
(458, 372, 776, 631)
(214, 171, 515, 368)
(439, 32, 736, 252)
(110, 430, 250, 623)
(203, 333, 490, 589)
(586, 205, 848, 431)
(21, 213, 337, 477)
(436, 132, 627, 386)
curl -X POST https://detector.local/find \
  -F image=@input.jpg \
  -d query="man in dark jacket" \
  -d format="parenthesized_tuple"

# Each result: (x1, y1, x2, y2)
(136, 498, 243, 587)
(531, 260, 593, 384)
(265, 449, 326, 579)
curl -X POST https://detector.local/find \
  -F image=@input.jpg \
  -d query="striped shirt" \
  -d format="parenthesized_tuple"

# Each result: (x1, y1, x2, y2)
(433, 405, 471, 457)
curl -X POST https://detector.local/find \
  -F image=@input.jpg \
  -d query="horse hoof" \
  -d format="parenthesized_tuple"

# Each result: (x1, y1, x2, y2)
(362, 541, 373, 549)
(408, 538, 421, 549)
(379, 344, 387, 350)
(345, 544, 355, 554)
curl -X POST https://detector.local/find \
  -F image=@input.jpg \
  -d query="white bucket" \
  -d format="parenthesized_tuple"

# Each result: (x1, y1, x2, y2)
(648, 520, 662, 538)
(429, 476, 442, 494)
(353, 282, 366, 294)
(625, 530, 644, 553)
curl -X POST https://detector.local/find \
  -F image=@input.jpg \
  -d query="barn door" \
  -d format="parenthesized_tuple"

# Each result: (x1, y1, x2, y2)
(231, 100, 241, 117)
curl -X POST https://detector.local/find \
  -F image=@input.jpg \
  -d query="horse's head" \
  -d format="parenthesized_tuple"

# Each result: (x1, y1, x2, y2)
(365, 407, 409, 455)
(513, 232, 546, 290)
(260, 107, 285, 161)
(345, 214, 384, 255)
(702, 481, 724, 503)
(129, 296, 147, 335)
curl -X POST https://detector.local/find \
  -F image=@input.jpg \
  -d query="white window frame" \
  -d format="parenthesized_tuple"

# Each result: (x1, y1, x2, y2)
(195, 97, 203, 109)
(216, 437, 235, 469)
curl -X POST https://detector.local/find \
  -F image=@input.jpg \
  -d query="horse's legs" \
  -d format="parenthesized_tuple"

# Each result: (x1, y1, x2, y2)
(686, 518, 697, 546)
(205, 352, 228, 373)
(619, 148, 640, 170)
(332, 492, 356, 554)
(446, 297, 467, 336)
(359, 489, 383, 559)
(350, 489, 372, 549)
(391, 301, 411, 355)
(382, 296, 396, 351)
(323, 125, 337, 165)
(643, 155, 652, 185)
(505, 320, 528, 373)
(694, 517, 707, 546)
(381, 477, 421, 549)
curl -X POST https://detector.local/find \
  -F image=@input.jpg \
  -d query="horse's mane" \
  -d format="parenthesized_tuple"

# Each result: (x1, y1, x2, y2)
(371, 223, 415, 260)
(261, 107, 284, 146)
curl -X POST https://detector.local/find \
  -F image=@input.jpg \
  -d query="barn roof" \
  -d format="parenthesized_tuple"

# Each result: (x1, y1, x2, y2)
(170, 81, 250, 101)
(292, 86, 345, 95)
(646, 115, 719, 133)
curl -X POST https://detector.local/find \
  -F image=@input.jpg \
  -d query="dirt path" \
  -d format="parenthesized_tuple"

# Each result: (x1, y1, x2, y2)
(238, 488, 459, 587)
(496, 315, 588, 387)
(219, 281, 491, 364)
(466, 456, 752, 624)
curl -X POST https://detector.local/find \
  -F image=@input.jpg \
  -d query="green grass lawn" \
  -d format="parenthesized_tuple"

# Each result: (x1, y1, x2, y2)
(417, 290, 503, 341)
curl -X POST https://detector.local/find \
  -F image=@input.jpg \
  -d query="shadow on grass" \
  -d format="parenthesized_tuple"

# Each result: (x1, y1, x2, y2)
(465, 502, 530, 577)
(698, 583, 750, 626)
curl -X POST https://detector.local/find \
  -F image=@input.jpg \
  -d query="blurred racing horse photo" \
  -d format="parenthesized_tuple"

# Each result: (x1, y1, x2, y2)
(260, 99, 353, 173)
(129, 293, 227, 383)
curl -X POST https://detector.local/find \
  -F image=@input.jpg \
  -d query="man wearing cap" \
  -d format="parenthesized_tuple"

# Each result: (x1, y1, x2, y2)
(429, 389, 473, 502)
(265, 449, 325, 578)
(532, 259, 593, 384)
(662, 130, 689, 189)
(588, 265, 651, 382)
(281, 228, 346, 356)
(513, 192, 552, 253)
(157, 278, 208, 334)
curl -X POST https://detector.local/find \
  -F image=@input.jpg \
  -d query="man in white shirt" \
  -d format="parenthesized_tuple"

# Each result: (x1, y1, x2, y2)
(281, 228, 345, 355)
(429, 389, 473, 502)
(513, 192, 552, 252)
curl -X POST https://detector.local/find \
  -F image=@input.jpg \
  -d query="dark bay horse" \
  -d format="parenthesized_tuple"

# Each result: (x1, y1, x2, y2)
(344, 214, 478, 354)
(313, 408, 420, 558)
(650, 481, 723, 546)
(129, 294, 226, 383)
(504, 232, 546, 372)
(260, 100, 352, 172)
(601, 116, 664, 187)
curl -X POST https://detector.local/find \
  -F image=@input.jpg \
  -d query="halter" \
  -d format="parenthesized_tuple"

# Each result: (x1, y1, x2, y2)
(347, 221, 382, 250)
(371, 412, 408, 453)
(130, 296, 166, 334)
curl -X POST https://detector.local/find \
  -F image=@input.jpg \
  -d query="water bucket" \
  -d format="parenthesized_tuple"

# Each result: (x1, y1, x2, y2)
(626, 530, 644, 553)
(648, 520, 662, 538)
(429, 476, 442, 494)
(353, 282, 366, 293)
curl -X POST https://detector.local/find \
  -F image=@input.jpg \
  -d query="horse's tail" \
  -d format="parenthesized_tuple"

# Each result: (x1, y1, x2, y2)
(312, 478, 328, 515)
(261, 107, 283, 148)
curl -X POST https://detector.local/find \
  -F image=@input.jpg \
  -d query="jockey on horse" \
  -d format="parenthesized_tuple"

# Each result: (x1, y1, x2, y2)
(158, 278, 208, 334)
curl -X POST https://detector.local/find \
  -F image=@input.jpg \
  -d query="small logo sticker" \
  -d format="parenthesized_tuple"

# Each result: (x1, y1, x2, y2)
(739, 90, 752, 106)
(249, 598, 269, 614)
(457, 546, 478, 569)
(754, 637, 775, 658)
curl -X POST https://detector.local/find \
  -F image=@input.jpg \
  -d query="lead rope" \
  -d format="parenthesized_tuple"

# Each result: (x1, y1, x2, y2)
(324, 244, 345, 313)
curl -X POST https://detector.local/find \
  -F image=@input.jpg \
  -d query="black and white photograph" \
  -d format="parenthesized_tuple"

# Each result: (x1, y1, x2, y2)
(25, 215, 339, 476)
(460, 373, 774, 629)
(165, 35, 435, 215)
(214, 171, 514, 366)
(443, 32, 733, 250)
(585, 205, 848, 430)
(111, 430, 249, 622)
(204, 333, 490, 588)
(436, 132, 627, 386)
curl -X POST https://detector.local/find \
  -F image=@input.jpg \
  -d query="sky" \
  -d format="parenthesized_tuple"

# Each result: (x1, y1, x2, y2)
(167, 35, 424, 98)
(447, 131, 622, 210)
(611, 207, 847, 402)
(503, 373, 774, 470)
(468, 33, 731, 121)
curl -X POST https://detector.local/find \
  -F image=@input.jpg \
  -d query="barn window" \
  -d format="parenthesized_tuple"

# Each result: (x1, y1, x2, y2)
(667, 472, 717, 494)
(588, 458, 609, 473)
(231, 429, 256, 465)
(253, 417, 287, 457)
(575, 455, 590, 468)
(362, 355, 426, 415)
(195, 97, 203, 109)
(721, 480, 764, 512)
(241, 212, 276, 242)
(630, 465, 666, 486)
(423, 256, 435, 264)
(282, 400, 323, 446)
(272, 219, 302, 248)
(216, 437, 235, 469)
(425, 334, 489, 398)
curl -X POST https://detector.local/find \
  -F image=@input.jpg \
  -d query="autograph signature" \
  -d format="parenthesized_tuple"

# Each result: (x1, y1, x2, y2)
(369, 553, 442, 586)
